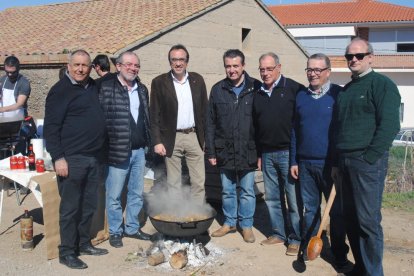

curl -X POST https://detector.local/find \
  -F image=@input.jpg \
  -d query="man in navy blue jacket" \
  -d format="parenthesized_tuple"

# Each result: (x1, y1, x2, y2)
(44, 49, 108, 269)
(253, 52, 304, 256)
(290, 53, 351, 272)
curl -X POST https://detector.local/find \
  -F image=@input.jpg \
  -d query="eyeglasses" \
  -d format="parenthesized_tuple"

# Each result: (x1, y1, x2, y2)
(258, 66, 277, 74)
(120, 63, 140, 69)
(5, 70, 18, 75)
(344, 53, 371, 61)
(170, 58, 187, 64)
(305, 67, 330, 75)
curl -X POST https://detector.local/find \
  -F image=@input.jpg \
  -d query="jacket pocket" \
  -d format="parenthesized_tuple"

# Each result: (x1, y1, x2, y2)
(214, 139, 227, 167)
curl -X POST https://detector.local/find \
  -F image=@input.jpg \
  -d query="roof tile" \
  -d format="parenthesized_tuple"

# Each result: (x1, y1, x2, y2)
(269, 0, 414, 26)
(0, 0, 223, 56)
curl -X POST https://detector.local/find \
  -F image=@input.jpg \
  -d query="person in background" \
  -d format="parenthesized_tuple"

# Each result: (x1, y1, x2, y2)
(44, 49, 108, 269)
(92, 54, 114, 88)
(290, 53, 352, 272)
(99, 51, 152, 248)
(150, 44, 208, 203)
(253, 52, 304, 256)
(206, 49, 261, 243)
(332, 37, 401, 276)
(0, 56, 31, 118)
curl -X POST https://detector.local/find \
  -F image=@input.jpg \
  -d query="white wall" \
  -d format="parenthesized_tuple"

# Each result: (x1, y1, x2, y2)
(331, 71, 414, 128)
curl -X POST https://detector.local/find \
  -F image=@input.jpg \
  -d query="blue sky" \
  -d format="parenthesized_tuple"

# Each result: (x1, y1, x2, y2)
(1, 0, 413, 11)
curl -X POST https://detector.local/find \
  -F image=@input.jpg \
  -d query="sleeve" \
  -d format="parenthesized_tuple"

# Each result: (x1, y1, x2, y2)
(363, 77, 401, 164)
(149, 78, 163, 146)
(205, 88, 216, 158)
(43, 86, 68, 161)
(290, 122, 298, 167)
(17, 76, 31, 97)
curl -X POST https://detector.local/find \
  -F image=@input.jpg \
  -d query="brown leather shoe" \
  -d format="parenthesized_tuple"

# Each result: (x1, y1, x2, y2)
(242, 228, 255, 243)
(286, 243, 300, 256)
(260, 236, 285, 245)
(211, 225, 236, 237)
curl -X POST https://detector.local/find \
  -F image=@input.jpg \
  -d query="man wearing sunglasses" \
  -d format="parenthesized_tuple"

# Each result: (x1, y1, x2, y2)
(332, 37, 401, 276)
(0, 56, 31, 118)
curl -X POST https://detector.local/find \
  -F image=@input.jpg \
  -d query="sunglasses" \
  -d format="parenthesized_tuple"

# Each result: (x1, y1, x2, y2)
(344, 53, 371, 61)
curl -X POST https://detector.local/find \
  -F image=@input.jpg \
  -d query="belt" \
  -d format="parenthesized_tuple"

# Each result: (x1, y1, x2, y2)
(176, 127, 196, 134)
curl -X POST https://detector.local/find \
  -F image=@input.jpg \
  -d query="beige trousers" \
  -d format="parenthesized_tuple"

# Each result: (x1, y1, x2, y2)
(165, 132, 205, 203)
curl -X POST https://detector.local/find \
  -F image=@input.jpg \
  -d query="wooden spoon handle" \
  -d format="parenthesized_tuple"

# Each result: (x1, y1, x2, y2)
(317, 185, 336, 238)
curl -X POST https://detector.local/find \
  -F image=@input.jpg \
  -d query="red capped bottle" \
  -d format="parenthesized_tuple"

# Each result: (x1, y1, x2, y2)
(27, 144, 36, 171)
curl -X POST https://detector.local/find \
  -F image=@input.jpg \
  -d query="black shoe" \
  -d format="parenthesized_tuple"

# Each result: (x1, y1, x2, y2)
(59, 254, 88, 269)
(79, 244, 108, 256)
(124, 230, 151, 241)
(109, 234, 123, 248)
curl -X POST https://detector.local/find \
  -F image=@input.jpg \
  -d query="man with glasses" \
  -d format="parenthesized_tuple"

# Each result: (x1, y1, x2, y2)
(0, 56, 31, 118)
(99, 51, 152, 248)
(252, 52, 304, 256)
(150, 44, 208, 203)
(44, 49, 108, 269)
(206, 49, 261, 243)
(332, 37, 400, 276)
(290, 53, 351, 272)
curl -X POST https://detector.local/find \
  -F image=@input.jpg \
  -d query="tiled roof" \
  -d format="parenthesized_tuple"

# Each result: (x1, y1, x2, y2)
(269, 0, 414, 26)
(0, 0, 223, 56)
(330, 55, 414, 69)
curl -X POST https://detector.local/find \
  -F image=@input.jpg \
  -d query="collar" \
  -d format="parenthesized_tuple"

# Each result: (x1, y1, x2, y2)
(171, 71, 189, 84)
(308, 80, 331, 95)
(352, 68, 373, 80)
(260, 74, 282, 93)
(117, 75, 137, 91)
(65, 71, 90, 88)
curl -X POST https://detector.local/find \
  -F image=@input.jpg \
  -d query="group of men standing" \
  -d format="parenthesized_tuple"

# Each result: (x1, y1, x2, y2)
(33, 36, 400, 275)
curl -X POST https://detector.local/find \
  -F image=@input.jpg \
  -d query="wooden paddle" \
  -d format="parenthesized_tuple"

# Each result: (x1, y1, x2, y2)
(307, 184, 336, 261)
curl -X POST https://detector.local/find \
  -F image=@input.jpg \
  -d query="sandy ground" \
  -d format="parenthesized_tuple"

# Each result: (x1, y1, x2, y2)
(1, 184, 413, 276)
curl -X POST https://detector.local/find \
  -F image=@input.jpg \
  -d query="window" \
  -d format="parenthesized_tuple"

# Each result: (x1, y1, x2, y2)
(399, 103, 404, 122)
(242, 28, 251, 52)
(397, 43, 414, 53)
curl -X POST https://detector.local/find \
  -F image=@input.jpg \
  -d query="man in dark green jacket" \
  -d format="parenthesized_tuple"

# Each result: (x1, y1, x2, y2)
(333, 37, 401, 276)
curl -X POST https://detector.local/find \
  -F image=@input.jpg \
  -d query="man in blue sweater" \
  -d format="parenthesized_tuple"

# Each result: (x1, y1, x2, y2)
(290, 54, 351, 272)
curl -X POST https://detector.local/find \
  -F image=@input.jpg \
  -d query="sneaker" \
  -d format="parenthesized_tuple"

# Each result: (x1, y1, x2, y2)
(211, 225, 237, 237)
(109, 234, 123, 248)
(260, 236, 285, 245)
(286, 243, 300, 256)
(241, 228, 255, 243)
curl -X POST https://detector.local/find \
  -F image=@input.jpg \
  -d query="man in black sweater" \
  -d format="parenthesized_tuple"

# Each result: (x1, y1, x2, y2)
(44, 49, 108, 269)
(253, 52, 304, 256)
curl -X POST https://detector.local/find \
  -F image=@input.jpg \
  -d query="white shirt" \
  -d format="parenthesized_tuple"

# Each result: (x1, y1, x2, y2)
(172, 71, 195, 129)
(118, 76, 139, 123)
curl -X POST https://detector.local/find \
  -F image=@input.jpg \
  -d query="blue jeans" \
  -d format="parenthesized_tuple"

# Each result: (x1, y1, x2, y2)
(299, 161, 349, 263)
(339, 152, 388, 276)
(106, 148, 145, 236)
(262, 150, 300, 244)
(220, 169, 256, 229)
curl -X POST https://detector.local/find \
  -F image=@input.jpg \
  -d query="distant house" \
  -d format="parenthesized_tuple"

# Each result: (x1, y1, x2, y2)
(0, 0, 308, 118)
(269, 0, 414, 128)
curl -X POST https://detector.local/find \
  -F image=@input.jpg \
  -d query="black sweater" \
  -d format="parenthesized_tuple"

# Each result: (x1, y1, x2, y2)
(253, 75, 304, 154)
(44, 76, 105, 161)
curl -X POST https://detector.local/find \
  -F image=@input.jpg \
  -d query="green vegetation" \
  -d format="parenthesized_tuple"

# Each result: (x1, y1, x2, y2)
(383, 146, 414, 211)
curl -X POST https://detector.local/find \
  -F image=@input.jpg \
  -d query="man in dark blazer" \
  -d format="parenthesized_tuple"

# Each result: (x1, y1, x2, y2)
(150, 44, 208, 203)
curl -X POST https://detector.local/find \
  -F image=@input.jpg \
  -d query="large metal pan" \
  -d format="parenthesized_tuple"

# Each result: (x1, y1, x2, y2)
(149, 210, 217, 237)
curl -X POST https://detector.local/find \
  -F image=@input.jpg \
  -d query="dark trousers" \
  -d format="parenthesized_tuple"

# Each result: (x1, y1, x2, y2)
(298, 161, 349, 263)
(57, 155, 101, 257)
(339, 152, 388, 276)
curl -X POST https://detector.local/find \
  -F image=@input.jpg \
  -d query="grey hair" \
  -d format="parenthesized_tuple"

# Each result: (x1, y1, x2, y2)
(346, 37, 374, 54)
(116, 51, 139, 64)
(308, 53, 331, 68)
(69, 49, 91, 64)
(259, 52, 280, 65)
